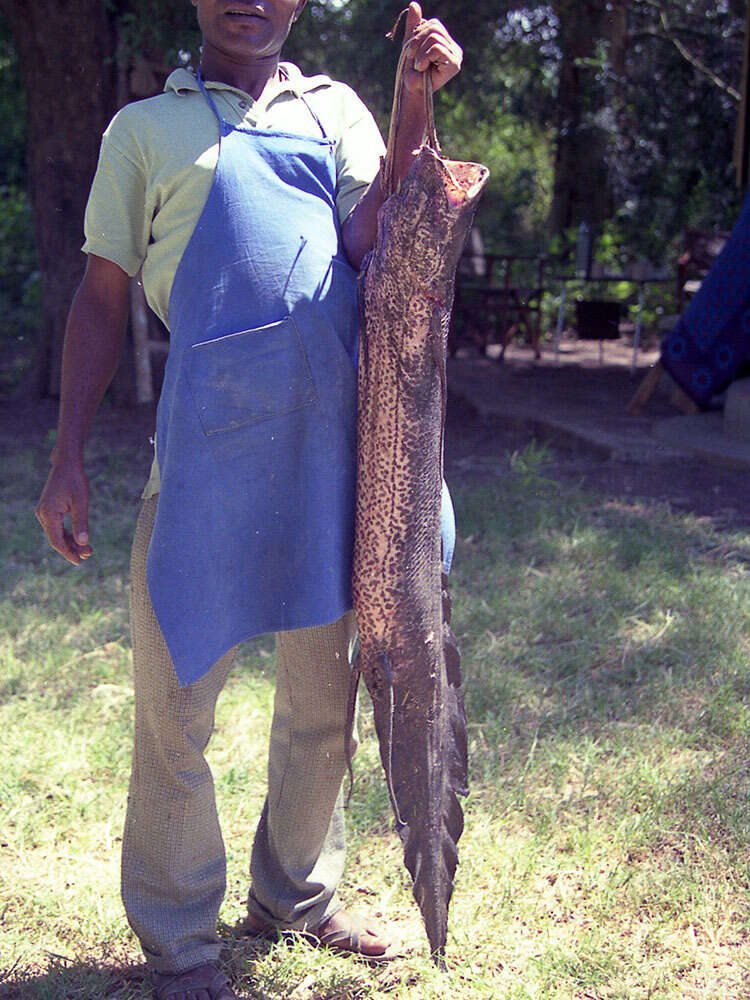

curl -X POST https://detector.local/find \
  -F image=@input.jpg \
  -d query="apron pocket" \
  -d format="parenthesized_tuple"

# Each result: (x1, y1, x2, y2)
(188, 316, 317, 436)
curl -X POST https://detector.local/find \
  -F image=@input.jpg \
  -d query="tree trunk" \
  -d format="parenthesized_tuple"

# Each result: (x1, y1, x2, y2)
(0, 0, 118, 397)
(549, 0, 625, 238)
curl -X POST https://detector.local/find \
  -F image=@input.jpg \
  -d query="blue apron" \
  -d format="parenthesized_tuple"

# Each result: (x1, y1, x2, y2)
(147, 73, 455, 686)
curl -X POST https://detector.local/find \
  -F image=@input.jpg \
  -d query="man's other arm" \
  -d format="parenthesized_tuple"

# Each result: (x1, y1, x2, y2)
(36, 255, 131, 565)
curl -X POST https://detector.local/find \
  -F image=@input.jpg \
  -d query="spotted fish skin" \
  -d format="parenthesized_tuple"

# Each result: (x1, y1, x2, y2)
(352, 141, 489, 957)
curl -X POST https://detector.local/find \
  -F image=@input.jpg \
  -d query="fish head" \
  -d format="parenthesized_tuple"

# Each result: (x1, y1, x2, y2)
(387, 148, 490, 286)
(410, 147, 490, 211)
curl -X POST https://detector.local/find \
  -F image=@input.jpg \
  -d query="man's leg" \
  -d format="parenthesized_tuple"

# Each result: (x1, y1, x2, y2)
(247, 613, 359, 930)
(123, 495, 237, 974)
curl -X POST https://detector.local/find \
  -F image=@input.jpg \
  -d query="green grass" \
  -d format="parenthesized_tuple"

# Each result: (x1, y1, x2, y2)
(1, 433, 748, 999)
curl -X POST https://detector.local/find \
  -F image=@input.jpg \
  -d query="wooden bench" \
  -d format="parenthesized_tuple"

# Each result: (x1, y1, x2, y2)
(451, 253, 546, 359)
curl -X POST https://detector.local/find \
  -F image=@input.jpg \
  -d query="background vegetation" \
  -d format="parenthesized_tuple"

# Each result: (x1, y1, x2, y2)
(0, 0, 746, 394)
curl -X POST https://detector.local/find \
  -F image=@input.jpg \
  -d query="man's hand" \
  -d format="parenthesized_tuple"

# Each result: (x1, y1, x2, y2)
(36, 459, 93, 566)
(34, 253, 131, 565)
(400, 3, 462, 98)
(342, 4, 463, 269)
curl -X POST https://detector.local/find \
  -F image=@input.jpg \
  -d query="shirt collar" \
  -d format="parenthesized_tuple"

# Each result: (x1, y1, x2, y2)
(164, 63, 331, 104)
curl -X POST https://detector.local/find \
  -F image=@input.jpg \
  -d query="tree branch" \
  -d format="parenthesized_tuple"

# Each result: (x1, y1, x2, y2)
(635, 0, 741, 102)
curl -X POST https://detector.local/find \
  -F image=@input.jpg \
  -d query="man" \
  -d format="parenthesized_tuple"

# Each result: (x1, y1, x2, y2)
(35, 2, 462, 997)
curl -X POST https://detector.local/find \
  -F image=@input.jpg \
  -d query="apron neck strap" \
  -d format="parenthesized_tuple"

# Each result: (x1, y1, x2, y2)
(196, 67, 330, 142)
(279, 65, 329, 141)
(196, 70, 225, 127)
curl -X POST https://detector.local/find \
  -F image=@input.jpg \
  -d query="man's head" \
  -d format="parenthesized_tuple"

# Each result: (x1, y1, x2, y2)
(191, 0, 307, 64)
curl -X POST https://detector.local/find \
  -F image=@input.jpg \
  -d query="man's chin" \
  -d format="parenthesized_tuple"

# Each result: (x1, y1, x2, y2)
(203, 37, 281, 66)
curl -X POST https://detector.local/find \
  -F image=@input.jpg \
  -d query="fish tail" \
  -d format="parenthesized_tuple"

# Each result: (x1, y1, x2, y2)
(411, 576, 469, 958)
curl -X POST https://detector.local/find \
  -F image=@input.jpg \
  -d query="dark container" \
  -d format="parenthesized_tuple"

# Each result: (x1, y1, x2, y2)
(575, 300, 621, 340)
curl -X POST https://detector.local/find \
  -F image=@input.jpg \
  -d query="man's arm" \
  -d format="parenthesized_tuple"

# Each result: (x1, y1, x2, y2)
(342, 3, 463, 269)
(35, 254, 131, 565)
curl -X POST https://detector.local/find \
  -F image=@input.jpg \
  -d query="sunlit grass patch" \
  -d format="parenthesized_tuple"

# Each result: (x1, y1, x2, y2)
(1, 439, 748, 998)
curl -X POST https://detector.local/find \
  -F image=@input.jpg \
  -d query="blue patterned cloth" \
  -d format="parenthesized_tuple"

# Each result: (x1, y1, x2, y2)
(661, 191, 750, 408)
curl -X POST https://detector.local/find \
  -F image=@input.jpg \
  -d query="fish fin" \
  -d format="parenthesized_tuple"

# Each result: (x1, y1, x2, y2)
(396, 582, 469, 958)
(441, 573, 452, 623)
(402, 767, 466, 958)
(429, 310, 448, 479)
(380, 650, 406, 828)
(443, 574, 469, 797)
(361, 605, 468, 957)
(344, 657, 361, 808)
(444, 638, 469, 798)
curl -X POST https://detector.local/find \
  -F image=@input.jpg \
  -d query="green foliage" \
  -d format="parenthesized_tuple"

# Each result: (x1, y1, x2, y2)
(0, 185, 41, 385)
(113, 0, 201, 68)
(0, 186, 37, 303)
(609, 0, 744, 259)
(0, 0, 747, 329)
(0, 15, 38, 389)
(438, 93, 553, 254)
(284, 1, 557, 252)
(0, 13, 26, 187)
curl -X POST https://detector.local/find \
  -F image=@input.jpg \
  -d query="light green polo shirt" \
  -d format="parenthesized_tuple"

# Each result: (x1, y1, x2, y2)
(82, 64, 384, 498)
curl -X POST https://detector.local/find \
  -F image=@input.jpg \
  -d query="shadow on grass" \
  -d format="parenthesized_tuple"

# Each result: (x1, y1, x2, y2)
(1, 929, 387, 1000)
(455, 473, 747, 714)
(0, 954, 150, 1000)
(450, 469, 749, 856)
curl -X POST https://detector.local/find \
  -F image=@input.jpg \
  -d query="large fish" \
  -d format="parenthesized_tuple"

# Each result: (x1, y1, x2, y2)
(350, 15, 489, 958)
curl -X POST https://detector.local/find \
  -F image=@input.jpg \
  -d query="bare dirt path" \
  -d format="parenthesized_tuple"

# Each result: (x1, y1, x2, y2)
(444, 392, 749, 530)
(444, 336, 749, 531)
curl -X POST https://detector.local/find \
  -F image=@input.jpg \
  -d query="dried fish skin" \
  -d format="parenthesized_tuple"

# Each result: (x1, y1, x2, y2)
(354, 146, 488, 645)
(352, 118, 488, 956)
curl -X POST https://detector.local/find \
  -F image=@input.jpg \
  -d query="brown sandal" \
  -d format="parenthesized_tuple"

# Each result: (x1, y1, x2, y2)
(244, 908, 398, 962)
(315, 911, 398, 962)
(152, 962, 238, 1000)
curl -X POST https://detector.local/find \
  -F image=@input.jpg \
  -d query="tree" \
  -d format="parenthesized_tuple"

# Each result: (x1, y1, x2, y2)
(0, 0, 746, 399)
(0, 0, 119, 398)
(0, 0, 202, 400)
(610, 0, 744, 260)
(549, 0, 625, 236)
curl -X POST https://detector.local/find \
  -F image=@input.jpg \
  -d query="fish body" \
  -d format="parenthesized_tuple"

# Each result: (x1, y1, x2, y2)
(352, 118, 488, 955)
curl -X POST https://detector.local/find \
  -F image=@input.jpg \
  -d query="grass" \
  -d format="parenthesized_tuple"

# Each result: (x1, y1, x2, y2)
(0, 428, 748, 999)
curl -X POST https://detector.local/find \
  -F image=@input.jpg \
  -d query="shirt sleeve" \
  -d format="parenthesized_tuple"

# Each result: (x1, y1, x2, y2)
(82, 108, 150, 277)
(330, 85, 386, 224)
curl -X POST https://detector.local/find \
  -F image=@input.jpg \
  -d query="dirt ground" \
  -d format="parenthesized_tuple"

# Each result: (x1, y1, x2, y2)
(3, 346, 748, 533)
(439, 334, 749, 531)
(444, 391, 750, 530)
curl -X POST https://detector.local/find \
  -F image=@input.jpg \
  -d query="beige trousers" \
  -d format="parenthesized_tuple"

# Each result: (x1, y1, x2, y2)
(122, 496, 358, 973)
